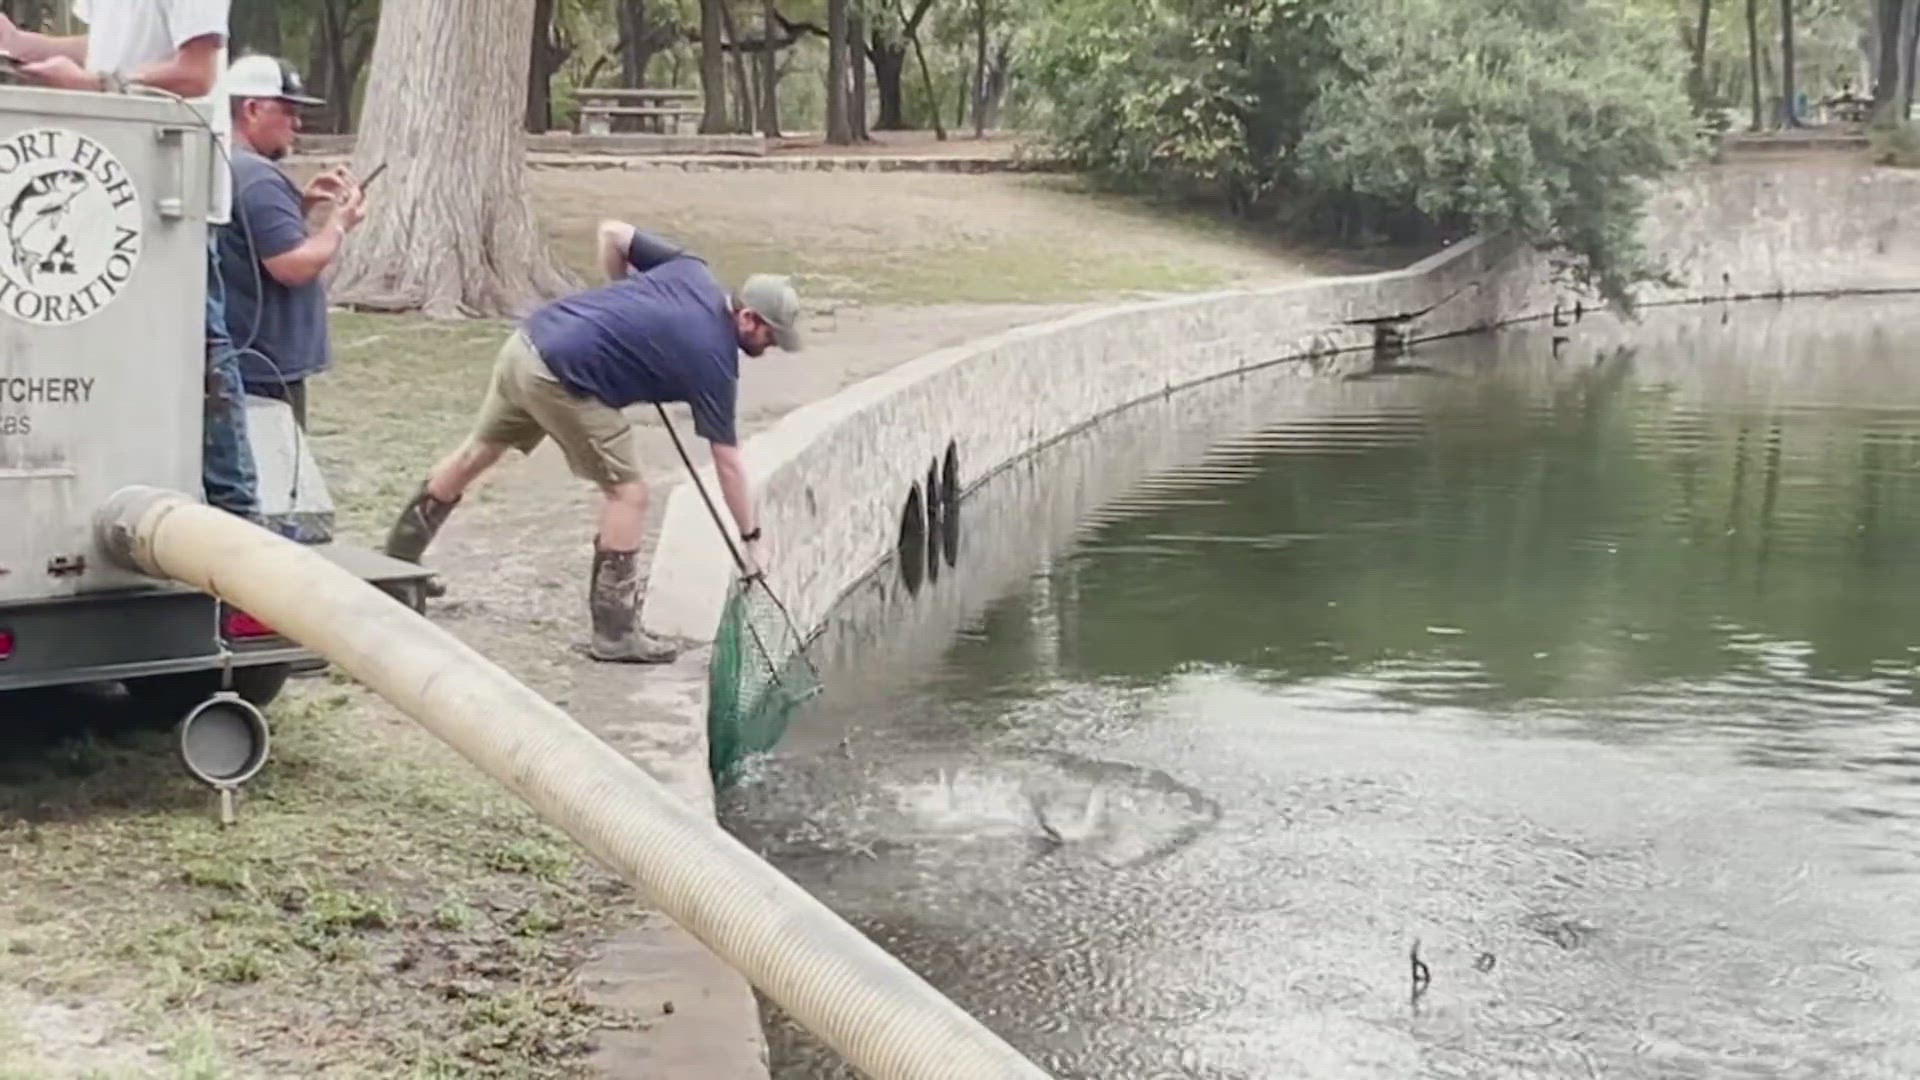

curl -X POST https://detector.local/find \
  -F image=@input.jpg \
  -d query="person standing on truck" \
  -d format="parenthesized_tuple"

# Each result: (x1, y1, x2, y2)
(219, 53, 365, 429)
(0, 1, 262, 522)
(383, 221, 803, 665)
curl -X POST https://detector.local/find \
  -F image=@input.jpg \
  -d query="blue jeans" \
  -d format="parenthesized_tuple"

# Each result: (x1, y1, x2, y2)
(204, 236, 260, 519)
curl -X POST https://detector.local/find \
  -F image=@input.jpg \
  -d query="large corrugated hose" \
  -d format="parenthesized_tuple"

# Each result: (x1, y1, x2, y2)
(94, 486, 1051, 1080)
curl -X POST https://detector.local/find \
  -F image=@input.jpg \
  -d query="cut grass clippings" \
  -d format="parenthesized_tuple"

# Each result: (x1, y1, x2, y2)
(0, 679, 643, 1078)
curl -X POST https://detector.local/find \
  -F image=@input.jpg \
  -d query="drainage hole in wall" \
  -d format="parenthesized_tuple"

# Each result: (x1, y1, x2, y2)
(898, 483, 927, 596)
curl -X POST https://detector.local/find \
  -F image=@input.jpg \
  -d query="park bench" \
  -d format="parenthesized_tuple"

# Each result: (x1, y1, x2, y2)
(576, 87, 704, 136)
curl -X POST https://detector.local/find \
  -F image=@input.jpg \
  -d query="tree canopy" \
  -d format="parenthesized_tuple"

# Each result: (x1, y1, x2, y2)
(1026, 0, 1703, 308)
(1299, 0, 1698, 306)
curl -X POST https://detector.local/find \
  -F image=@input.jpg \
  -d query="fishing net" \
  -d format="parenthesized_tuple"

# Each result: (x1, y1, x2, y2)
(707, 574, 823, 780)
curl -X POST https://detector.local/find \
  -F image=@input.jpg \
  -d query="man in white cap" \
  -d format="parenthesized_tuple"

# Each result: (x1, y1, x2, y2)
(219, 53, 365, 429)
(383, 222, 803, 664)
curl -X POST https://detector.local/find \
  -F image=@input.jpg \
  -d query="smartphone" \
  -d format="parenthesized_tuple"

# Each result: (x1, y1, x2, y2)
(359, 162, 388, 190)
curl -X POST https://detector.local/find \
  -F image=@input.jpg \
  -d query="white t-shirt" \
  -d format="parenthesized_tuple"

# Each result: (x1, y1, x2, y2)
(71, 0, 231, 224)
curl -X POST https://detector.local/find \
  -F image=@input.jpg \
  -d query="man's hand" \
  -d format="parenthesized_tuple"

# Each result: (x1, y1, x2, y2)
(20, 55, 100, 91)
(337, 183, 369, 231)
(321, 181, 368, 232)
(597, 220, 637, 283)
(302, 167, 352, 214)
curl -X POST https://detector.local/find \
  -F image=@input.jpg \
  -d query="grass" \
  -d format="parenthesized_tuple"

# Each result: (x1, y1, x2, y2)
(307, 314, 509, 542)
(517, 168, 1388, 306)
(0, 681, 642, 1077)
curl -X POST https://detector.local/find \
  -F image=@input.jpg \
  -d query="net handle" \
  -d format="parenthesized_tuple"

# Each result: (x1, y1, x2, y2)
(655, 403, 752, 577)
(653, 404, 821, 681)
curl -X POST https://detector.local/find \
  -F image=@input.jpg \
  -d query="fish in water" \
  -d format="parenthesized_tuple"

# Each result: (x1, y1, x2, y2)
(7, 170, 87, 285)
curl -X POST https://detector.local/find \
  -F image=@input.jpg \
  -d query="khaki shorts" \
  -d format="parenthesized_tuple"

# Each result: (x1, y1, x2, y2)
(471, 331, 641, 487)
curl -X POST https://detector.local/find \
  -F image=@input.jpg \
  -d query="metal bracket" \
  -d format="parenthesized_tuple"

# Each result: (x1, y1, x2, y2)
(153, 125, 188, 220)
(212, 605, 234, 691)
(45, 554, 85, 577)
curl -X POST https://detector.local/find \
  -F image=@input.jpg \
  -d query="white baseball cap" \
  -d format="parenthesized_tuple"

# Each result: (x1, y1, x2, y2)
(226, 54, 326, 107)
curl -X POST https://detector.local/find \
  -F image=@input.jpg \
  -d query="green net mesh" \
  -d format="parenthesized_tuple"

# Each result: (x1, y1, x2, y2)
(707, 575, 823, 780)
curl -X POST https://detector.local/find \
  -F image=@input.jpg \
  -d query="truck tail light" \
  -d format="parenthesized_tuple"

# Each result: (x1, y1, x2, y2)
(0, 629, 12, 660)
(222, 609, 277, 640)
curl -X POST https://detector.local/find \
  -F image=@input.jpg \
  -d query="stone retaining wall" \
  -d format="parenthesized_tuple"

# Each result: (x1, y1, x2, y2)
(640, 162, 1920, 644)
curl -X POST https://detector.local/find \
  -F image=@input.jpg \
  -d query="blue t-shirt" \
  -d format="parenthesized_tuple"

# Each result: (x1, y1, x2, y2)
(216, 149, 330, 388)
(525, 233, 740, 445)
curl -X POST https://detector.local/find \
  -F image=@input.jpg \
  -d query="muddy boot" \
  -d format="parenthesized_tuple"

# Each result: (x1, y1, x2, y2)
(588, 547, 677, 664)
(384, 483, 459, 597)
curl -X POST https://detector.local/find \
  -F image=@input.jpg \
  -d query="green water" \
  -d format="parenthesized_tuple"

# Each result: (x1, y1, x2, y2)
(725, 298, 1920, 1079)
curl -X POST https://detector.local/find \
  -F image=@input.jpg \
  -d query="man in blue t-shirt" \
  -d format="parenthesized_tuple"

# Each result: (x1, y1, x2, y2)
(383, 220, 803, 664)
(219, 53, 365, 427)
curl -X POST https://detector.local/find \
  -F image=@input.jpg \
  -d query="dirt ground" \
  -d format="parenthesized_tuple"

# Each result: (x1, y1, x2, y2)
(0, 165, 1401, 1078)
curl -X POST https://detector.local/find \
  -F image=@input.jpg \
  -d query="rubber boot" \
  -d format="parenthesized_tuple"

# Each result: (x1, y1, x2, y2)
(384, 483, 458, 598)
(588, 548, 677, 664)
(384, 482, 460, 563)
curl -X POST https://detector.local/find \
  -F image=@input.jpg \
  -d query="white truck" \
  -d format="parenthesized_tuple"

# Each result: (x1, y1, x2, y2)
(0, 84, 427, 728)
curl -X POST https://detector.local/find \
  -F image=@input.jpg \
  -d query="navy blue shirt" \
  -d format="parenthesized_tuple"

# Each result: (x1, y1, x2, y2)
(217, 149, 331, 388)
(526, 233, 739, 445)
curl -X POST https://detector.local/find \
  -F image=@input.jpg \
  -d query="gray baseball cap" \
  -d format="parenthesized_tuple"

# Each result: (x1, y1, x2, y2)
(739, 274, 803, 351)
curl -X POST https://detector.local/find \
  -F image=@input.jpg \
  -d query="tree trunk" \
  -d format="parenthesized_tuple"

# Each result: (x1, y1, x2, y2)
(718, 0, 754, 131)
(326, 0, 354, 130)
(826, 0, 852, 143)
(1746, 0, 1764, 130)
(330, 0, 575, 318)
(700, 0, 728, 131)
(972, 0, 988, 136)
(871, 40, 907, 129)
(759, 0, 781, 135)
(232, 0, 283, 55)
(1688, 0, 1713, 109)
(307, 21, 331, 125)
(897, 0, 945, 138)
(526, 0, 557, 133)
(981, 36, 1010, 130)
(1779, 0, 1799, 126)
(849, 6, 870, 140)
(1901, 0, 1920, 118)
(618, 0, 650, 85)
(1874, 0, 1900, 116)
(300, 0, 377, 133)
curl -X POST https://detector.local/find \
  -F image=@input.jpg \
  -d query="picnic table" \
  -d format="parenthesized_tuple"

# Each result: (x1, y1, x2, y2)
(1824, 92, 1871, 124)
(576, 87, 704, 136)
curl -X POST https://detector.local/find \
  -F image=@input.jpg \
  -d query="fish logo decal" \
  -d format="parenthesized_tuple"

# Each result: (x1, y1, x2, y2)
(5, 168, 86, 286)
(0, 127, 146, 327)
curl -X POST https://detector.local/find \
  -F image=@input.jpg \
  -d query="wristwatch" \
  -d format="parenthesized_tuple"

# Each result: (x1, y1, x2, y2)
(740, 528, 762, 543)
(101, 71, 130, 94)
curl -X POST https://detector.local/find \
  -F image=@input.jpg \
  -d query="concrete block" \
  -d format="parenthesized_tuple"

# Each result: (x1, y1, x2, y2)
(246, 394, 334, 544)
